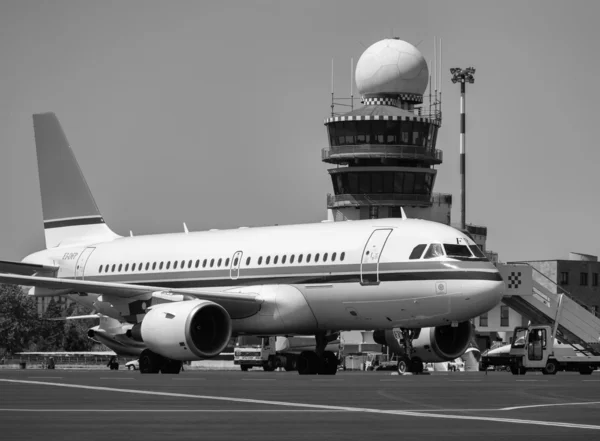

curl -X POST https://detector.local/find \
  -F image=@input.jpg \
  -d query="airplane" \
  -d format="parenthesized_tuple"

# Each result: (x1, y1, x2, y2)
(0, 113, 504, 376)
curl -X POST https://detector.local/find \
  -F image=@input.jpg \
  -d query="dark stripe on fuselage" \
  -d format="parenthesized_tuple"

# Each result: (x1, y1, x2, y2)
(45, 216, 105, 229)
(85, 269, 502, 290)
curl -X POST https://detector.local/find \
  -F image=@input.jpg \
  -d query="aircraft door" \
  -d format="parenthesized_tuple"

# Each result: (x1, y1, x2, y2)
(74, 247, 96, 280)
(360, 229, 393, 285)
(230, 251, 243, 280)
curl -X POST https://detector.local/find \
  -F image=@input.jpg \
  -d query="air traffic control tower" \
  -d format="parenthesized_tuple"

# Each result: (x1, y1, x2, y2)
(323, 38, 452, 224)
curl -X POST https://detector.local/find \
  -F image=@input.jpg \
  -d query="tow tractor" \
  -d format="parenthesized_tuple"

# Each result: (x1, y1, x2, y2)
(481, 325, 600, 375)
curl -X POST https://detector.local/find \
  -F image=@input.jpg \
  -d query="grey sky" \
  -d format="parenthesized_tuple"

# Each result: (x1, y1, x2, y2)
(0, 0, 598, 262)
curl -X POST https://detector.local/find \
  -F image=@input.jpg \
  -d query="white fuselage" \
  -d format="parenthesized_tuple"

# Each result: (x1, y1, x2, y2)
(25, 218, 504, 334)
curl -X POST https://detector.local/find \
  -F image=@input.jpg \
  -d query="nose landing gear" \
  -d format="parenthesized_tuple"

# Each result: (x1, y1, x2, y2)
(394, 329, 424, 375)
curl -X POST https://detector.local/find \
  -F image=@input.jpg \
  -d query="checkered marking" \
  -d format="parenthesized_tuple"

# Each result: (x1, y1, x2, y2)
(507, 272, 522, 289)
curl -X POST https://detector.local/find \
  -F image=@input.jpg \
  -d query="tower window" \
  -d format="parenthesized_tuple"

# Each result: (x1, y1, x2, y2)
(580, 272, 588, 286)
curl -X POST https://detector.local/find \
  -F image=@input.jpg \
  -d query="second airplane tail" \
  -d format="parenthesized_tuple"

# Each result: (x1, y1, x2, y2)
(33, 112, 120, 248)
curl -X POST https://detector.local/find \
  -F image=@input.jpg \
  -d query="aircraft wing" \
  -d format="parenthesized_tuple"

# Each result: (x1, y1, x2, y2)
(0, 273, 262, 318)
(0, 260, 59, 276)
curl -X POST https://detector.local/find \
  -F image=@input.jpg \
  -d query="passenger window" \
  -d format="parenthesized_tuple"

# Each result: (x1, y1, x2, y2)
(166, 261, 171, 270)
(203, 259, 207, 268)
(188, 260, 193, 268)
(159, 262, 164, 270)
(126, 264, 130, 272)
(332, 252, 337, 262)
(315, 253, 320, 262)
(118, 264, 122, 272)
(195, 260, 200, 268)
(323, 253, 328, 262)
(282, 255, 287, 264)
(307, 254, 312, 263)
(218, 258, 222, 267)
(258, 256, 263, 265)
(423, 244, 444, 259)
(234, 257, 239, 266)
(173, 261, 178, 269)
(341, 252, 345, 261)
(409, 244, 427, 260)
(132, 264, 136, 271)
(152, 262, 157, 270)
(139, 263, 143, 270)
(181, 260, 185, 268)
(290, 255, 295, 264)
(225, 258, 230, 267)
(99, 265, 103, 273)
(145, 263, 150, 271)
(111, 264, 116, 272)
(210, 259, 215, 268)
(266, 256, 271, 265)
(246, 257, 251, 266)
(274, 256, 279, 264)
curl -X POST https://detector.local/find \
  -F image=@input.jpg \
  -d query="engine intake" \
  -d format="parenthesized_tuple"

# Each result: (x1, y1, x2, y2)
(373, 321, 474, 363)
(130, 299, 232, 361)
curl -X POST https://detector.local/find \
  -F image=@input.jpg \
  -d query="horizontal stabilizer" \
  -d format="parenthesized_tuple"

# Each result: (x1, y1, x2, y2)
(0, 260, 58, 276)
(46, 314, 102, 321)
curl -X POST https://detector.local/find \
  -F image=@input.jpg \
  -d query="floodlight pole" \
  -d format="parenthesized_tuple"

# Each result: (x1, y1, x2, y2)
(450, 67, 475, 231)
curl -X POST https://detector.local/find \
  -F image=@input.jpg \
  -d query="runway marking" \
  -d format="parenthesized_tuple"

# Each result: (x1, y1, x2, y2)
(516, 380, 548, 382)
(448, 380, 481, 382)
(582, 380, 600, 382)
(240, 379, 276, 381)
(1, 379, 600, 431)
(27, 377, 62, 379)
(99, 378, 134, 380)
(0, 409, 345, 413)
(172, 378, 205, 381)
(501, 401, 600, 411)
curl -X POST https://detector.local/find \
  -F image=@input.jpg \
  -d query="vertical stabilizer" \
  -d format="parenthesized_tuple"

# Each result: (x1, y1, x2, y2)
(33, 113, 119, 248)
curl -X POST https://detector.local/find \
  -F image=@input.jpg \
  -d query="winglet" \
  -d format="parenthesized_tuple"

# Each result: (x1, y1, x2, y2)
(400, 207, 407, 220)
(183, 222, 189, 234)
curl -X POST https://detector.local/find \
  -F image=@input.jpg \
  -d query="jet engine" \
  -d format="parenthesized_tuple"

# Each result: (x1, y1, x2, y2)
(129, 299, 232, 361)
(373, 321, 474, 363)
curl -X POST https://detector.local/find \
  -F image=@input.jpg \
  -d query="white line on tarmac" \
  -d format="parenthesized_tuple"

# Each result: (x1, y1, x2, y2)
(240, 379, 276, 381)
(501, 401, 600, 411)
(1, 379, 599, 431)
(27, 377, 62, 379)
(172, 378, 205, 381)
(0, 409, 344, 413)
(516, 380, 548, 382)
(99, 378, 134, 380)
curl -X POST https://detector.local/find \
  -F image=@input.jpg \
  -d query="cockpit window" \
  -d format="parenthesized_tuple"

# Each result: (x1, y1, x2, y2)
(468, 244, 487, 258)
(423, 243, 444, 259)
(409, 244, 427, 260)
(443, 244, 473, 259)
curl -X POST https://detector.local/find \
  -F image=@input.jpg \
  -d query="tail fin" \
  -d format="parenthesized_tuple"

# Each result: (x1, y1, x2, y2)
(33, 112, 119, 248)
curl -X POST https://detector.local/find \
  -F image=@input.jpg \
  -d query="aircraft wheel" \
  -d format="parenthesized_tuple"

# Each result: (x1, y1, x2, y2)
(397, 356, 411, 375)
(160, 359, 182, 374)
(510, 366, 519, 375)
(579, 365, 594, 375)
(319, 351, 338, 375)
(284, 356, 297, 372)
(411, 358, 424, 374)
(139, 349, 162, 374)
(297, 351, 319, 375)
(240, 365, 249, 372)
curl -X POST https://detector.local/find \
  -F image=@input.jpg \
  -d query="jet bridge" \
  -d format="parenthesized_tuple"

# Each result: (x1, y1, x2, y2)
(498, 263, 600, 356)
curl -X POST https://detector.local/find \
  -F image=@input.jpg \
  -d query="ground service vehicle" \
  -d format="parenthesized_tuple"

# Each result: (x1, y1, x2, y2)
(481, 325, 600, 375)
(234, 337, 298, 372)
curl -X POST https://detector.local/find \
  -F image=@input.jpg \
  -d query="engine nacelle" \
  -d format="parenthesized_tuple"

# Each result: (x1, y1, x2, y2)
(130, 299, 232, 361)
(373, 321, 474, 363)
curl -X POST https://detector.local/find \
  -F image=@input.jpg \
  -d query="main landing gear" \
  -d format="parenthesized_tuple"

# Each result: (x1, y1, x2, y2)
(139, 349, 183, 374)
(297, 333, 339, 375)
(395, 329, 424, 375)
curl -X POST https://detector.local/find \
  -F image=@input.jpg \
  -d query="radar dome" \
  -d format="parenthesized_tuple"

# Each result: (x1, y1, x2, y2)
(355, 39, 429, 97)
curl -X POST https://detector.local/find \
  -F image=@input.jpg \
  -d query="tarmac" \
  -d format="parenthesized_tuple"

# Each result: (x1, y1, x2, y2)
(1, 369, 599, 441)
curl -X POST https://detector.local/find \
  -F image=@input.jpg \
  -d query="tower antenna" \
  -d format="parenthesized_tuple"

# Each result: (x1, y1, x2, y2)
(350, 57, 354, 111)
(331, 58, 334, 117)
